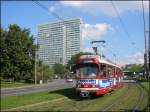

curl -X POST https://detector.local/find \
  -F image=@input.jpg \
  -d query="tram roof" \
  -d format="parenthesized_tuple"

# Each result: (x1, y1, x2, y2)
(79, 54, 121, 69)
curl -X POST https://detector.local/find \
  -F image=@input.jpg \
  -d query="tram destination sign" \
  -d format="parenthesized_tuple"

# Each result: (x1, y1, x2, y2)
(79, 60, 94, 63)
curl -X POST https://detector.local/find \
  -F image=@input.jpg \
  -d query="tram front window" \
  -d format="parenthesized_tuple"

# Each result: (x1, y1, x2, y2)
(78, 65, 98, 78)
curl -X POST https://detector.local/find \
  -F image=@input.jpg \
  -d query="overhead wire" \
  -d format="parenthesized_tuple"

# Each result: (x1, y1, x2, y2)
(32, 0, 64, 21)
(32, 0, 142, 65)
(110, 1, 143, 65)
(104, 44, 118, 64)
(32, 0, 82, 64)
(32, 0, 81, 28)
(110, 1, 136, 46)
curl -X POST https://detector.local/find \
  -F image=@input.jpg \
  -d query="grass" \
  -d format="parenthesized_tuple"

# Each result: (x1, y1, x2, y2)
(111, 84, 141, 110)
(1, 82, 149, 111)
(139, 81, 149, 111)
(140, 81, 149, 92)
(1, 88, 69, 110)
(109, 83, 149, 111)
(1, 82, 33, 89)
(2, 86, 128, 111)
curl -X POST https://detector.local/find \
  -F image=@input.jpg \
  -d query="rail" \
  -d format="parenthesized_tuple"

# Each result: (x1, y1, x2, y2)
(103, 81, 148, 111)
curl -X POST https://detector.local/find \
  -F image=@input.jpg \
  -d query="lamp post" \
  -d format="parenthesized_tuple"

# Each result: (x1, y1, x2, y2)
(35, 45, 37, 84)
(34, 35, 38, 84)
(146, 29, 150, 79)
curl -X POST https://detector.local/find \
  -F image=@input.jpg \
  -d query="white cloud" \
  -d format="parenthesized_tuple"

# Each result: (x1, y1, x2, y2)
(81, 22, 112, 53)
(60, 1, 149, 17)
(119, 52, 144, 66)
(82, 23, 112, 40)
(61, 1, 84, 7)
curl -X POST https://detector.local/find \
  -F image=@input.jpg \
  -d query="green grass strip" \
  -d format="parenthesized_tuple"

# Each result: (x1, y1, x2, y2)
(1, 88, 74, 110)
(140, 81, 149, 92)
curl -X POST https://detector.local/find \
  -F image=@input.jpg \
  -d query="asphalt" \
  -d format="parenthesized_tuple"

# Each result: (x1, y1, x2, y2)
(1, 79, 76, 98)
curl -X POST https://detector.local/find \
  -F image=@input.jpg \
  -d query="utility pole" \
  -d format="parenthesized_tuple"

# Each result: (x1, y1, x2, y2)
(144, 29, 150, 80)
(143, 27, 147, 79)
(146, 29, 150, 79)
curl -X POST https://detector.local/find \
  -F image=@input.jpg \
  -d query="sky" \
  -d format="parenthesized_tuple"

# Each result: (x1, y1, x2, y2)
(1, 1, 149, 66)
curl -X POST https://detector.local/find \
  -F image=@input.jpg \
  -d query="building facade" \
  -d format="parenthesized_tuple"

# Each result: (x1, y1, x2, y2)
(38, 18, 82, 66)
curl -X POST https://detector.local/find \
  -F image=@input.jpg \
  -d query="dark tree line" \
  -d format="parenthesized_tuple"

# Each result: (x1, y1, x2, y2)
(0, 24, 36, 82)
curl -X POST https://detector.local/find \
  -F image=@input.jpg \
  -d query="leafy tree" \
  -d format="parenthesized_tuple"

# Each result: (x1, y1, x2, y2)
(123, 64, 144, 75)
(0, 24, 36, 82)
(43, 65, 54, 81)
(36, 60, 54, 83)
(66, 52, 93, 72)
(0, 28, 10, 79)
(37, 60, 43, 82)
(53, 63, 68, 78)
(128, 64, 143, 73)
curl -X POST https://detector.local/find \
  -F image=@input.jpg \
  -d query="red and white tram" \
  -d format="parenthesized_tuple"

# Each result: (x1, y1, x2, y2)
(75, 54, 123, 97)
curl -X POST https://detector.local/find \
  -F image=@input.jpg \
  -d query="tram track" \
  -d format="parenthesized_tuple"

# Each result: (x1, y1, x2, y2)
(132, 83, 145, 111)
(102, 83, 130, 111)
(103, 82, 148, 111)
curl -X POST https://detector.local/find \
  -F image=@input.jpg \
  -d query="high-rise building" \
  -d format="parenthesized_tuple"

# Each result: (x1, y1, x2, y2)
(38, 18, 82, 66)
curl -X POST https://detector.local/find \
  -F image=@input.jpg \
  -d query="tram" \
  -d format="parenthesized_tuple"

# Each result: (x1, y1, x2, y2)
(75, 54, 123, 97)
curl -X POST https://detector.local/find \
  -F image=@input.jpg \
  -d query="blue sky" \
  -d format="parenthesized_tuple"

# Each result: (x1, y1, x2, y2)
(1, 1, 149, 66)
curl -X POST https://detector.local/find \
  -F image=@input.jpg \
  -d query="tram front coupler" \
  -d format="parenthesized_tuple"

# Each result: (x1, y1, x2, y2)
(80, 91, 89, 97)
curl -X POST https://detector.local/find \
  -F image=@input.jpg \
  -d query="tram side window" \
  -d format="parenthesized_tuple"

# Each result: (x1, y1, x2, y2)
(100, 64, 106, 78)
(108, 66, 113, 78)
(112, 67, 115, 77)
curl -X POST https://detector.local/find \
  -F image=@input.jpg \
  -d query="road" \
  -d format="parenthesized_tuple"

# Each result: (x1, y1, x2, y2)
(1, 79, 76, 97)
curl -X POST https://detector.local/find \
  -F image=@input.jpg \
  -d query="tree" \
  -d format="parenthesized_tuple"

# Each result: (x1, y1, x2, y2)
(37, 60, 43, 82)
(128, 64, 143, 73)
(0, 24, 36, 82)
(53, 63, 68, 78)
(0, 28, 10, 79)
(43, 65, 54, 81)
(67, 52, 93, 73)
(36, 60, 54, 83)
